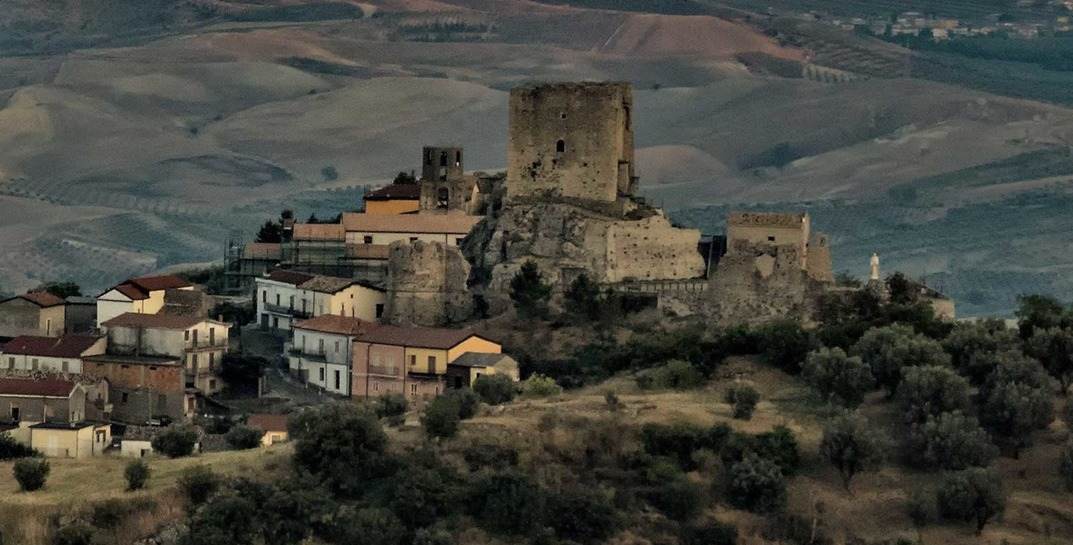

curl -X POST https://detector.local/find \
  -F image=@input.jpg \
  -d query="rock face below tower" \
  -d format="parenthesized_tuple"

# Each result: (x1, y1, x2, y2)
(467, 202, 705, 297)
(385, 240, 473, 326)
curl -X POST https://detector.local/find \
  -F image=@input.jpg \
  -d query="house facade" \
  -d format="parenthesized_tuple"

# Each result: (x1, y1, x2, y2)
(363, 183, 421, 215)
(287, 315, 367, 396)
(100, 313, 229, 396)
(341, 212, 480, 247)
(0, 378, 88, 425)
(83, 354, 190, 423)
(0, 292, 67, 338)
(247, 414, 288, 446)
(0, 335, 107, 375)
(445, 352, 521, 389)
(30, 421, 111, 458)
(351, 326, 503, 402)
(256, 270, 386, 332)
(96, 274, 194, 326)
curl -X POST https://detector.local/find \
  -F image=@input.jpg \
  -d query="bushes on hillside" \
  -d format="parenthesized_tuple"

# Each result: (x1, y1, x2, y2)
(727, 453, 786, 513)
(637, 360, 704, 391)
(288, 403, 392, 497)
(755, 320, 814, 373)
(546, 485, 618, 543)
(151, 426, 199, 458)
(52, 523, 94, 545)
(936, 468, 1006, 534)
(802, 347, 875, 407)
(179, 466, 220, 507)
(905, 411, 998, 471)
(125, 459, 150, 491)
(373, 394, 408, 419)
(521, 374, 562, 397)
(897, 365, 972, 425)
(422, 395, 462, 439)
(473, 375, 515, 405)
(14, 457, 49, 491)
(509, 261, 552, 319)
(724, 384, 760, 420)
(445, 388, 480, 419)
(942, 321, 1018, 384)
(225, 425, 262, 450)
(978, 351, 1055, 454)
(853, 325, 950, 396)
(326, 507, 406, 545)
(0, 434, 38, 460)
(819, 411, 887, 491)
(468, 470, 546, 535)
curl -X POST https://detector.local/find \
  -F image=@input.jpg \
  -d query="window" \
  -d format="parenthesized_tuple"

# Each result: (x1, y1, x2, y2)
(121, 393, 129, 404)
(363, 235, 373, 244)
(318, 339, 324, 354)
(10, 407, 19, 421)
(262, 290, 267, 302)
(556, 139, 566, 153)
(767, 236, 775, 242)
(409, 237, 418, 243)
(334, 370, 341, 390)
(209, 352, 215, 369)
(409, 355, 417, 367)
(440, 151, 448, 167)
(45, 319, 51, 336)
(455, 150, 462, 166)
(334, 340, 340, 353)
(184, 330, 190, 341)
(209, 379, 216, 390)
(411, 384, 417, 395)
(61, 361, 69, 373)
(121, 364, 130, 369)
(275, 294, 280, 306)
(437, 187, 449, 209)
(560, 112, 567, 120)
(374, 383, 379, 392)
(289, 295, 295, 310)
(31, 359, 38, 370)
(149, 366, 157, 371)
(192, 329, 198, 346)
(375, 304, 384, 319)
(319, 368, 325, 381)
(428, 355, 437, 370)
(7, 357, 13, 369)
(209, 327, 215, 345)
(192, 354, 199, 366)
(455, 237, 464, 246)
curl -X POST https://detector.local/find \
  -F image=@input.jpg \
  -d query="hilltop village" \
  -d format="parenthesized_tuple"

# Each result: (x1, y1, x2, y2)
(0, 81, 957, 458)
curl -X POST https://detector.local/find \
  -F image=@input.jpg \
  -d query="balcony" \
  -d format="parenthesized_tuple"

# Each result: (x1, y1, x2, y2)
(288, 349, 327, 363)
(262, 303, 312, 319)
(368, 365, 400, 377)
(185, 340, 228, 352)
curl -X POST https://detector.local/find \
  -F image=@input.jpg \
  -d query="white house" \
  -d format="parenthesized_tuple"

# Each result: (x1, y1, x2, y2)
(0, 335, 107, 375)
(255, 270, 386, 332)
(99, 313, 230, 395)
(287, 314, 368, 396)
(96, 275, 194, 327)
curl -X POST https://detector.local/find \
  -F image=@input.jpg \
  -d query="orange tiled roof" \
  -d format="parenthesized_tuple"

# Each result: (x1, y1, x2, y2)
(18, 291, 65, 308)
(101, 313, 225, 330)
(2, 335, 102, 358)
(341, 212, 481, 235)
(292, 223, 345, 241)
(248, 414, 288, 432)
(0, 378, 77, 398)
(355, 325, 497, 350)
(293, 315, 370, 336)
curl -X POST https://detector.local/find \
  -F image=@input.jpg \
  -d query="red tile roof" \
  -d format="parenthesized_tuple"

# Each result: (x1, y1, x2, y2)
(364, 184, 421, 201)
(2, 335, 102, 358)
(101, 313, 225, 330)
(129, 275, 192, 292)
(355, 325, 496, 350)
(293, 315, 369, 336)
(19, 292, 65, 308)
(0, 378, 77, 398)
(247, 414, 288, 432)
(265, 270, 315, 286)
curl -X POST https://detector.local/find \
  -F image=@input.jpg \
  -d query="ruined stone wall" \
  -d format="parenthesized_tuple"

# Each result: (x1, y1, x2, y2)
(806, 233, 834, 283)
(701, 241, 823, 326)
(385, 240, 473, 326)
(506, 82, 634, 204)
(466, 202, 704, 304)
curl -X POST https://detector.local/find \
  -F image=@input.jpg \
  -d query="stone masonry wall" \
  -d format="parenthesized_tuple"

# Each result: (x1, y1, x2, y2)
(506, 82, 634, 204)
(385, 240, 473, 326)
(702, 241, 824, 325)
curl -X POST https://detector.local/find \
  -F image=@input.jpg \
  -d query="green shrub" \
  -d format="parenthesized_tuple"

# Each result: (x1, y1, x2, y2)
(1059, 441, 1073, 492)
(468, 470, 546, 535)
(180, 492, 259, 545)
(853, 324, 950, 395)
(637, 360, 704, 390)
(802, 347, 875, 407)
(936, 468, 1005, 534)
(897, 365, 971, 425)
(755, 426, 801, 476)
(640, 422, 710, 471)
(374, 394, 408, 419)
(682, 520, 738, 545)
(225, 425, 262, 450)
(125, 459, 150, 491)
(905, 411, 997, 470)
(755, 320, 815, 373)
(288, 402, 392, 497)
(178, 466, 220, 507)
(908, 487, 938, 527)
(727, 453, 786, 513)
(14, 457, 49, 491)
(942, 321, 1017, 384)
(724, 384, 760, 420)
(510, 261, 552, 319)
(521, 374, 562, 397)
(422, 395, 461, 439)
(463, 442, 519, 471)
(52, 523, 94, 545)
(473, 374, 516, 405)
(0, 434, 38, 460)
(151, 426, 198, 458)
(646, 477, 704, 521)
(444, 388, 480, 419)
(820, 411, 887, 491)
(388, 461, 461, 529)
(546, 485, 618, 543)
(90, 498, 139, 530)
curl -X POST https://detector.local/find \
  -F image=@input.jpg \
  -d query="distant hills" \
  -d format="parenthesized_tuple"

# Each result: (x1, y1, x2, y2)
(2, 0, 1072, 315)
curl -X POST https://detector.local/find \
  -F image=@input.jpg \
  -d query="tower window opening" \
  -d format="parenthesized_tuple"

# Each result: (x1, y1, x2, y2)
(440, 152, 448, 167)
(455, 151, 462, 166)
(437, 187, 450, 209)
(556, 140, 566, 153)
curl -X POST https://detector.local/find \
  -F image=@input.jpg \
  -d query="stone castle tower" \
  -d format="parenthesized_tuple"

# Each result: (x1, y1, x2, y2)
(506, 82, 637, 205)
(418, 146, 480, 214)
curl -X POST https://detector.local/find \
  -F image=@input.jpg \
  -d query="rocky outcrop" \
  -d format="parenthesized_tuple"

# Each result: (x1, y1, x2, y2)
(385, 240, 473, 326)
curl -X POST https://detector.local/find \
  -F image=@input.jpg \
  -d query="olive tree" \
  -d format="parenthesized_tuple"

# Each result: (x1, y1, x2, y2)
(819, 411, 887, 492)
(897, 365, 972, 426)
(1026, 327, 1073, 395)
(852, 325, 950, 396)
(905, 411, 998, 470)
(936, 468, 1005, 534)
(802, 347, 875, 407)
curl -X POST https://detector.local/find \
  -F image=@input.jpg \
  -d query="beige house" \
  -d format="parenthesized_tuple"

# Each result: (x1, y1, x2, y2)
(256, 270, 386, 332)
(247, 414, 288, 446)
(0, 292, 67, 338)
(100, 313, 230, 395)
(446, 352, 520, 388)
(1, 335, 107, 375)
(341, 212, 481, 247)
(96, 275, 193, 327)
(30, 421, 111, 458)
